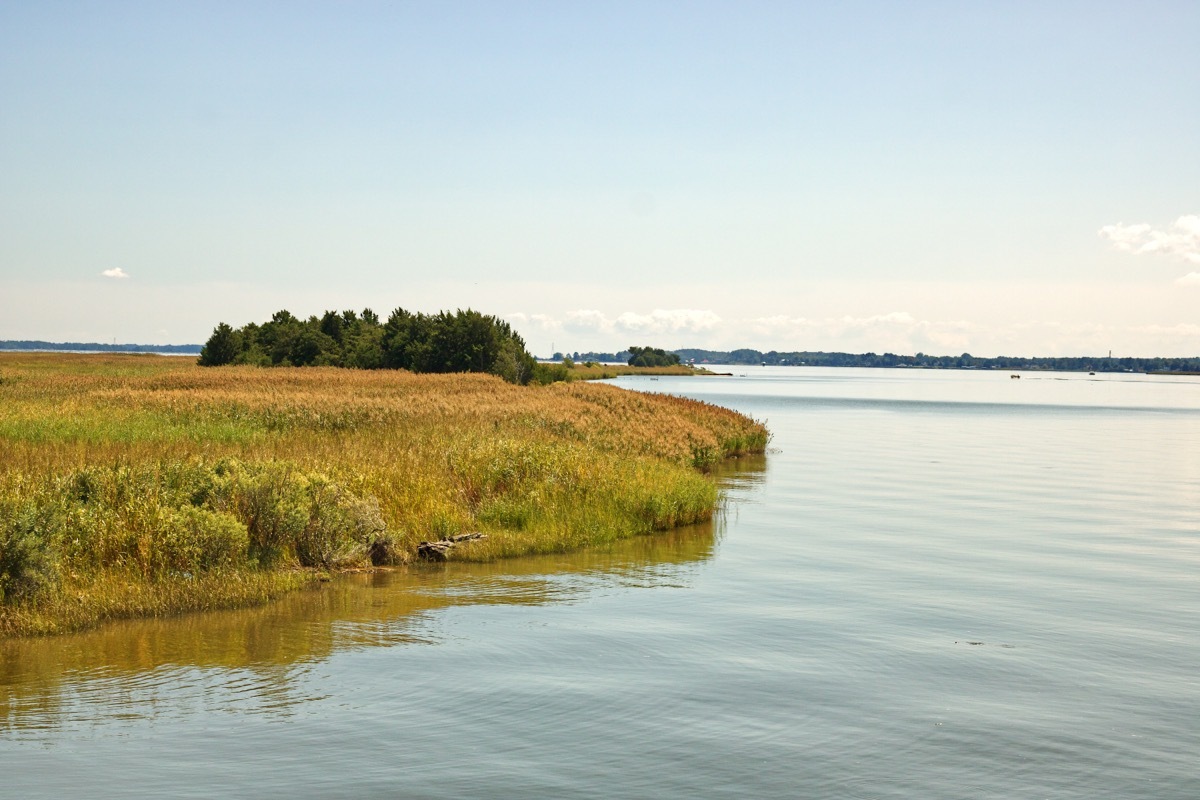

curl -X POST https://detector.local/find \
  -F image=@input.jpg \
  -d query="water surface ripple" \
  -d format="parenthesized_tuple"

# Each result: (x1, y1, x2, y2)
(2, 367, 1198, 798)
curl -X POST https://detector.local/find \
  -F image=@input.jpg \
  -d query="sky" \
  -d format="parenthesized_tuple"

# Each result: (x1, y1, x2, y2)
(2, 0, 1198, 358)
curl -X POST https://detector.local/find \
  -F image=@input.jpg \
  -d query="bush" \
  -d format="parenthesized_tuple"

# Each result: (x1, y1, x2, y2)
(203, 461, 391, 569)
(532, 362, 571, 385)
(0, 502, 62, 604)
(210, 463, 310, 566)
(294, 478, 387, 568)
(160, 506, 250, 574)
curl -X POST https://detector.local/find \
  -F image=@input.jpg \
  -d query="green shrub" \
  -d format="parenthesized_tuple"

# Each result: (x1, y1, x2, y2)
(0, 502, 62, 604)
(294, 478, 387, 568)
(161, 506, 250, 574)
(212, 464, 310, 566)
(201, 461, 390, 568)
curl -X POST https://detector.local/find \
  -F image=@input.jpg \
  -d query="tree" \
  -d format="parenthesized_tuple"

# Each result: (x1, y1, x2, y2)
(493, 337, 536, 385)
(198, 323, 239, 366)
(628, 346, 681, 368)
(199, 305, 539, 383)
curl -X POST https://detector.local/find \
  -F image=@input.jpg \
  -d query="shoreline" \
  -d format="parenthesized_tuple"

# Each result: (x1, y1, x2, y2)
(0, 353, 768, 637)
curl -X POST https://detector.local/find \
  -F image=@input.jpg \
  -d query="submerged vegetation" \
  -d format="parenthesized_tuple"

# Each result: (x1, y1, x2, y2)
(0, 353, 768, 636)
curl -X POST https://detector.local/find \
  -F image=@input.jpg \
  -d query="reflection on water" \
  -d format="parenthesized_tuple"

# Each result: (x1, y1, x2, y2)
(5, 369, 1200, 799)
(1, 456, 763, 737)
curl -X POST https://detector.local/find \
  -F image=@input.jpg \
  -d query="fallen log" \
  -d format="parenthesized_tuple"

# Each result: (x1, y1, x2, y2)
(417, 532, 487, 561)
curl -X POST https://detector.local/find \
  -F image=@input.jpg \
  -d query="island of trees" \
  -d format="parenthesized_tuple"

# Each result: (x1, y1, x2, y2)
(627, 346, 682, 368)
(199, 307, 537, 384)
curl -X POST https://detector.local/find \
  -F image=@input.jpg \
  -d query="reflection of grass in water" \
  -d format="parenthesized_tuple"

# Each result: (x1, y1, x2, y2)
(0, 514, 740, 733)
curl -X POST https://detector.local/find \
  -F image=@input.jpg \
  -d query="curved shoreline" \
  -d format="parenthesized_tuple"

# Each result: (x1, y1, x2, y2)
(0, 353, 768, 637)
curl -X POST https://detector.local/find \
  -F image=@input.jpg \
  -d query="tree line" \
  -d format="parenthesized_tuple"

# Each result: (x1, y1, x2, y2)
(0, 340, 201, 354)
(673, 348, 1200, 373)
(198, 308, 538, 384)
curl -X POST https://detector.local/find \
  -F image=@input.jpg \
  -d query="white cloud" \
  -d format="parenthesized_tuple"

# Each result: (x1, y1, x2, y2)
(1099, 215, 1200, 265)
(505, 312, 561, 330)
(747, 311, 976, 354)
(1134, 322, 1200, 338)
(553, 308, 723, 338)
(1175, 272, 1200, 286)
(563, 309, 613, 334)
(101, 267, 130, 279)
(614, 308, 722, 335)
(500, 289, 1200, 359)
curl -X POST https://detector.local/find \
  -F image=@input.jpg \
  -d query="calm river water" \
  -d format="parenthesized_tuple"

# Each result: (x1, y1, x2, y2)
(3, 367, 1199, 798)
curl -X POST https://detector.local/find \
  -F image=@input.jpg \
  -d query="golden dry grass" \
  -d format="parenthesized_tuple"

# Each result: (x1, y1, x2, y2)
(559, 362, 711, 380)
(0, 353, 768, 636)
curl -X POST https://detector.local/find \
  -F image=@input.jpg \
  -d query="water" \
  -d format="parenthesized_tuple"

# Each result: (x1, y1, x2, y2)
(3, 367, 1199, 798)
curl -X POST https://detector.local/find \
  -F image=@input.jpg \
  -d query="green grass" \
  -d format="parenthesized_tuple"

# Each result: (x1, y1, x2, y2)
(0, 353, 768, 636)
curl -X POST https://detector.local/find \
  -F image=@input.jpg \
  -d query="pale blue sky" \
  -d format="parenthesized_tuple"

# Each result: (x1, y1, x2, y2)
(2, 1, 1197, 356)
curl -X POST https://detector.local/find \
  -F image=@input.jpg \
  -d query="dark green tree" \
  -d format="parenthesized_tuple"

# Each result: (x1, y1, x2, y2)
(198, 322, 239, 366)
(199, 305, 537, 383)
(628, 346, 681, 368)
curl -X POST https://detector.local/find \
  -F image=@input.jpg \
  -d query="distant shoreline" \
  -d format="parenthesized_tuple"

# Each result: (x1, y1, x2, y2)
(5, 341, 1198, 374)
(0, 340, 202, 355)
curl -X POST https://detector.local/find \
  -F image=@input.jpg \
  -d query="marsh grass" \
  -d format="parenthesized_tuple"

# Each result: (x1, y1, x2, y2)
(558, 362, 711, 381)
(0, 353, 767, 636)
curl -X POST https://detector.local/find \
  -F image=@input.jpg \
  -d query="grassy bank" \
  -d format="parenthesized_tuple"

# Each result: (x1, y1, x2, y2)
(535, 361, 714, 382)
(0, 353, 768, 636)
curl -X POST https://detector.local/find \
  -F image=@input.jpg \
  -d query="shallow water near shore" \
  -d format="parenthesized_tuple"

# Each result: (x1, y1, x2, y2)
(3, 367, 1199, 798)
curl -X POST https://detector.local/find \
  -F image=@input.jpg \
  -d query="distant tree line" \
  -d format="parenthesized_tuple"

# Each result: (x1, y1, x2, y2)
(0, 340, 201, 354)
(673, 348, 1200, 373)
(627, 346, 681, 368)
(198, 308, 538, 384)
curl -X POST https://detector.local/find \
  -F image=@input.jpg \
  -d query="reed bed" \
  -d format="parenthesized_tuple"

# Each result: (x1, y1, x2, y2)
(0, 353, 768, 636)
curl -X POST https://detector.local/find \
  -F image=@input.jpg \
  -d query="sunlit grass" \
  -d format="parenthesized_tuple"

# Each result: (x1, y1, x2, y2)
(558, 362, 712, 380)
(0, 353, 768, 636)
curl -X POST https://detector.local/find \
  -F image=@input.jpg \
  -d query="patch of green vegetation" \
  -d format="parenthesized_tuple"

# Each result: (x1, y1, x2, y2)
(0, 353, 768, 637)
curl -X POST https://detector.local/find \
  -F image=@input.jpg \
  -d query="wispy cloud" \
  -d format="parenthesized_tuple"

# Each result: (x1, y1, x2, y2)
(1099, 215, 1200, 265)
(543, 308, 723, 337)
(1175, 272, 1200, 286)
(563, 309, 611, 334)
(748, 312, 974, 353)
(505, 312, 560, 330)
(504, 304, 1200, 359)
(101, 267, 130, 279)
(614, 309, 722, 335)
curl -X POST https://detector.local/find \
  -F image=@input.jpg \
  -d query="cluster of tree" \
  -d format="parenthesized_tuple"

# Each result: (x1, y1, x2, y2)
(627, 346, 681, 368)
(551, 350, 631, 363)
(198, 308, 538, 384)
(673, 348, 1200, 373)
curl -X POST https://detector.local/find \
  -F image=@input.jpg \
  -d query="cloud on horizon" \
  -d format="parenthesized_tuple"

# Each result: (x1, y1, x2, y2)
(748, 312, 975, 354)
(509, 308, 723, 339)
(505, 305, 1200, 359)
(1099, 215, 1200, 269)
(101, 268, 130, 279)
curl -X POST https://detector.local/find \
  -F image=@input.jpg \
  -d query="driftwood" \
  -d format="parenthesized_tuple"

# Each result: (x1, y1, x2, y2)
(417, 532, 487, 561)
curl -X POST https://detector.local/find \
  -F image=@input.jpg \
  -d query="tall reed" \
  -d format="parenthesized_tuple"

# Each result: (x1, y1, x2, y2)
(0, 353, 768, 636)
